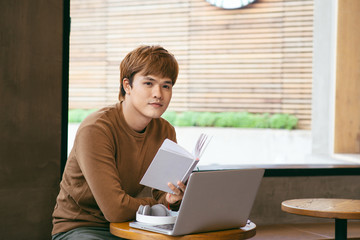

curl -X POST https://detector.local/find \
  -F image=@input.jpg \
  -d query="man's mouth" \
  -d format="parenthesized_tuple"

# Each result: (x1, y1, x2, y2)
(149, 102, 163, 107)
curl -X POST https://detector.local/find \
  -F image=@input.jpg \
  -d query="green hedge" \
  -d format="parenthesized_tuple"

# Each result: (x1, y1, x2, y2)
(69, 109, 298, 129)
(162, 111, 298, 129)
(68, 109, 97, 123)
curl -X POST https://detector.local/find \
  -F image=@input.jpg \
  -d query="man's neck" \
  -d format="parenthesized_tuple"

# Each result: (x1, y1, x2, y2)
(121, 101, 151, 133)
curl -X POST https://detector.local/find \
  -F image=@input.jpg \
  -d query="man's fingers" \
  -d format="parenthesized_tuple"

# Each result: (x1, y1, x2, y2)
(177, 181, 186, 192)
(168, 182, 184, 196)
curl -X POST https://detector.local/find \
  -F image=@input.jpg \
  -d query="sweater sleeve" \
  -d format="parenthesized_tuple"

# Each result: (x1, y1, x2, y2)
(75, 125, 157, 223)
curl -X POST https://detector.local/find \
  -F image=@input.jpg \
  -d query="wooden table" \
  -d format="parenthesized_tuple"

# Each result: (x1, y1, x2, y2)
(281, 198, 360, 240)
(110, 221, 256, 240)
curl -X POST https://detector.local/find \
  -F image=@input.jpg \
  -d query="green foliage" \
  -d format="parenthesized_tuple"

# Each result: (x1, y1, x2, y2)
(213, 112, 271, 128)
(195, 112, 218, 127)
(214, 112, 242, 127)
(269, 114, 298, 130)
(68, 109, 298, 129)
(68, 109, 97, 123)
(161, 111, 177, 125)
(162, 111, 298, 129)
(174, 111, 200, 126)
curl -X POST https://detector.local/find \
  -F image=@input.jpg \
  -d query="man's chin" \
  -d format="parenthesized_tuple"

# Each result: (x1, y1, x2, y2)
(153, 113, 164, 119)
(145, 106, 168, 119)
(148, 111, 166, 119)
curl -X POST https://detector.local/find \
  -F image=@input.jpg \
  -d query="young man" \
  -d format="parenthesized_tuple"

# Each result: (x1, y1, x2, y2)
(52, 45, 185, 239)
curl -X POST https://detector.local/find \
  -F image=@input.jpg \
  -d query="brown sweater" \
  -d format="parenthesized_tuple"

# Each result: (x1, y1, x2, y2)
(52, 102, 177, 235)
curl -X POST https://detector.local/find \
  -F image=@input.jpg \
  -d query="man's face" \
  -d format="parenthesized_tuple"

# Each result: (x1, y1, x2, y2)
(124, 72, 173, 121)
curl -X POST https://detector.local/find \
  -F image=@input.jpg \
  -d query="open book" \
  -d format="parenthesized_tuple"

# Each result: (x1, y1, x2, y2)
(140, 134, 211, 194)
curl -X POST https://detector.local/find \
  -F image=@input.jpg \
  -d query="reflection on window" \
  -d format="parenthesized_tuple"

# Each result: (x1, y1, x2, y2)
(206, 0, 256, 9)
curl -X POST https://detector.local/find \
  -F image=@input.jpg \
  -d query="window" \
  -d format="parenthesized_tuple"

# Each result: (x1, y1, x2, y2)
(67, 0, 360, 173)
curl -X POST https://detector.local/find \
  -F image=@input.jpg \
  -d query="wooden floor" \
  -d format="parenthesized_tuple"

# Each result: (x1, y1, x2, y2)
(251, 222, 360, 240)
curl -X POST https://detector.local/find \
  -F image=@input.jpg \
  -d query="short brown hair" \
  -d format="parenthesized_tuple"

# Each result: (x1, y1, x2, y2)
(119, 45, 179, 100)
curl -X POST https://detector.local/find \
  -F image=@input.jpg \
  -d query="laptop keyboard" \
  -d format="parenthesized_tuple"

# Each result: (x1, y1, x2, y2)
(154, 224, 175, 230)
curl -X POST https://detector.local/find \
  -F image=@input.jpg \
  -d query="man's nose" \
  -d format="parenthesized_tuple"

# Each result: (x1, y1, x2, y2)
(153, 85, 162, 99)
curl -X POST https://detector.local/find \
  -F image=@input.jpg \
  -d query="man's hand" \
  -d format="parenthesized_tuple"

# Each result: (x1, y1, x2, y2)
(166, 181, 186, 204)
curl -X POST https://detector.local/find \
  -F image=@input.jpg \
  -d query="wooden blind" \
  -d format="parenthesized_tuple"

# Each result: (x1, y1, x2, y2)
(69, 0, 313, 129)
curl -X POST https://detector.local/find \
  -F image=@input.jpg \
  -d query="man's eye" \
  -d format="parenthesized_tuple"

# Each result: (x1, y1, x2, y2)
(144, 82, 152, 86)
(163, 85, 171, 89)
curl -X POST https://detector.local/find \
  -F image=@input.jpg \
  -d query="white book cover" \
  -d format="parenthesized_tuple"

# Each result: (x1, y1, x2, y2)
(140, 134, 211, 194)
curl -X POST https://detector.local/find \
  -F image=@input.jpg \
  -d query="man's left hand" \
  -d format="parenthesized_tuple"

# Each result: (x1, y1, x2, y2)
(166, 181, 186, 204)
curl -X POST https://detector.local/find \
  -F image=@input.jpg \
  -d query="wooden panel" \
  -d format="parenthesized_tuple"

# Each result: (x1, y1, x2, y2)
(334, 0, 360, 153)
(0, 0, 65, 239)
(69, 0, 313, 129)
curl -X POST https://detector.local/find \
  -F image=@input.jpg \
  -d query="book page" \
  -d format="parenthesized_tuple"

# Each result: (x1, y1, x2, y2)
(193, 133, 212, 160)
(161, 139, 193, 158)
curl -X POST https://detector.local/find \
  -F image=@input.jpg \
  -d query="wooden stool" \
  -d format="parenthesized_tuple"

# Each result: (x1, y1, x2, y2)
(281, 198, 360, 240)
(110, 221, 256, 240)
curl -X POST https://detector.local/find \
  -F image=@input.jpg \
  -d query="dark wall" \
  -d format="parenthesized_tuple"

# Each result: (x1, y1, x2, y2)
(0, 1, 66, 239)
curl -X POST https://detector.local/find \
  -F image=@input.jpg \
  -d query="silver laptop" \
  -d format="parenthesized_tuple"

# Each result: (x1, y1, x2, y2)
(130, 169, 264, 236)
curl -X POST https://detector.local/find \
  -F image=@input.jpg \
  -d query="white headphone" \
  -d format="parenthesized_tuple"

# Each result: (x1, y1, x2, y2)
(136, 204, 178, 224)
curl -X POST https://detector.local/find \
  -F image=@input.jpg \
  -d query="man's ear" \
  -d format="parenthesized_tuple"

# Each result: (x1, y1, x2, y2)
(123, 78, 131, 94)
